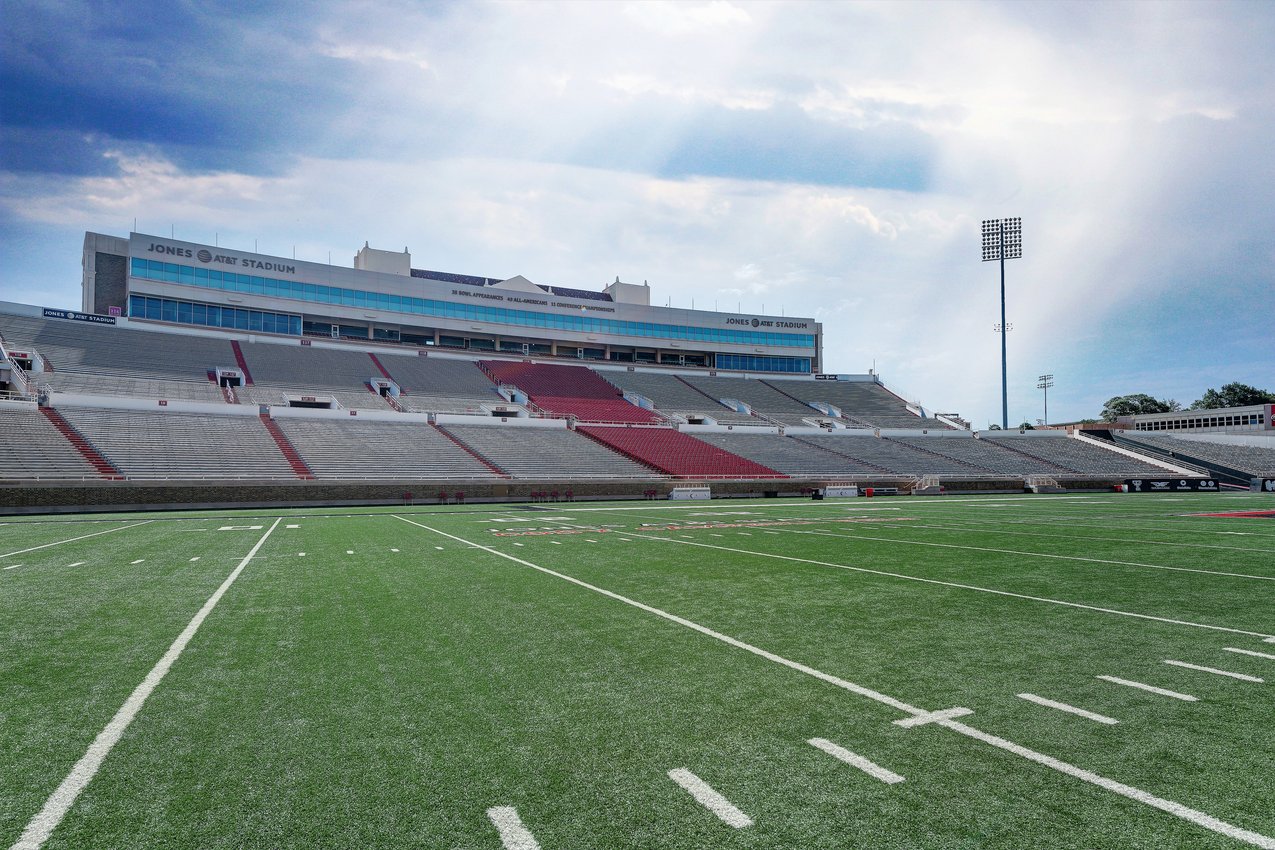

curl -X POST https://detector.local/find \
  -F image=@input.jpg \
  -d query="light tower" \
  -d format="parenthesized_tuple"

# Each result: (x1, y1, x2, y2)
(982, 217, 1022, 429)
(1037, 373, 1054, 427)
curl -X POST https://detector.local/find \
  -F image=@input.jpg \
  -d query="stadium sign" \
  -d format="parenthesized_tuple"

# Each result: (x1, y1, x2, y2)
(42, 307, 115, 325)
(1125, 478, 1219, 492)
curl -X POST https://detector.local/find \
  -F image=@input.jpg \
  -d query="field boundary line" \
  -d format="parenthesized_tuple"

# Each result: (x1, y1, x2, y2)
(0, 521, 153, 561)
(613, 531, 1275, 640)
(787, 527, 1275, 583)
(393, 516, 1275, 849)
(9, 518, 283, 850)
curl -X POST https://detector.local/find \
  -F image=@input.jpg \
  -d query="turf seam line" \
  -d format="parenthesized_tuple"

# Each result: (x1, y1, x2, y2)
(8, 517, 283, 850)
(807, 738, 905, 784)
(667, 769, 753, 828)
(1016, 693, 1119, 725)
(486, 806, 542, 850)
(0, 520, 152, 560)
(617, 531, 1275, 640)
(394, 516, 1275, 850)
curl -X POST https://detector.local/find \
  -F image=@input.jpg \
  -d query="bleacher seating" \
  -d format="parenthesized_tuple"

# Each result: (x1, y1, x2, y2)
(889, 436, 1047, 474)
(688, 431, 882, 475)
(980, 435, 1169, 476)
(236, 342, 393, 410)
(442, 425, 657, 478)
(1119, 433, 1275, 476)
(54, 406, 295, 479)
(375, 356, 505, 414)
(0, 405, 100, 479)
(0, 313, 231, 401)
(273, 417, 501, 479)
(794, 434, 990, 475)
(772, 379, 952, 429)
(680, 375, 821, 424)
(605, 371, 759, 424)
(481, 361, 661, 423)
(577, 426, 784, 478)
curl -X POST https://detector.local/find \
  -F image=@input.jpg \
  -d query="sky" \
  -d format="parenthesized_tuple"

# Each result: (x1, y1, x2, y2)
(2, 0, 1273, 427)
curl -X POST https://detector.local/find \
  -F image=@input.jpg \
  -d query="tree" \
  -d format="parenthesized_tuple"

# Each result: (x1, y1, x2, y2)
(1017, 421, 1035, 430)
(1100, 394, 1181, 422)
(1191, 382, 1275, 410)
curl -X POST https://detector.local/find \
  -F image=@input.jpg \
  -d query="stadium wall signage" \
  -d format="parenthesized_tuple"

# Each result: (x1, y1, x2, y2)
(1125, 478, 1219, 492)
(42, 307, 115, 325)
(143, 242, 297, 275)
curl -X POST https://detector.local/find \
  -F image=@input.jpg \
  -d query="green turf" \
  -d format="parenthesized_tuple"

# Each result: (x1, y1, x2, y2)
(1, 493, 1273, 848)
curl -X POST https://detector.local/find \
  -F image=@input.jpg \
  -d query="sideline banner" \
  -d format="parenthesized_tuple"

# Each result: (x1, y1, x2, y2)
(1125, 478, 1218, 492)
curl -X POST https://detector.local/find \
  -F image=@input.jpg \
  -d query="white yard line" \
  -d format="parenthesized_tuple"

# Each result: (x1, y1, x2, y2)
(9, 518, 282, 850)
(1163, 660, 1264, 683)
(808, 738, 905, 784)
(486, 806, 542, 850)
(0, 521, 153, 560)
(66, 562, 86, 568)
(392, 516, 1275, 849)
(611, 532, 1275, 641)
(1017, 693, 1119, 725)
(3, 564, 20, 571)
(1095, 676, 1197, 702)
(784, 527, 1275, 583)
(667, 769, 753, 828)
(130, 559, 144, 565)
(1224, 647, 1275, 661)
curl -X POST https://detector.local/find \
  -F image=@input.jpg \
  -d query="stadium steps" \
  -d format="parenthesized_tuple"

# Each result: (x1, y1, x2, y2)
(480, 360, 663, 423)
(432, 424, 512, 477)
(258, 413, 316, 479)
(231, 340, 254, 384)
(759, 379, 817, 409)
(38, 407, 123, 479)
(576, 426, 785, 478)
(368, 352, 394, 381)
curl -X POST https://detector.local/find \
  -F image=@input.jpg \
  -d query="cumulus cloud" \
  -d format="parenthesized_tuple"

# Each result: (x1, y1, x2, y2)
(2, 0, 1273, 424)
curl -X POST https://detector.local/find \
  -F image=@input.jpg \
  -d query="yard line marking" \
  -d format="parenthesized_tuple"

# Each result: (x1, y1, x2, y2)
(894, 706, 973, 728)
(130, 559, 144, 565)
(66, 562, 86, 568)
(550, 541, 562, 545)
(188, 557, 200, 562)
(808, 738, 905, 784)
(1096, 676, 1197, 701)
(285, 524, 300, 529)
(390, 548, 400, 552)
(1163, 660, 1264, 683)
(1224, 647, 1275, 661)
(667, 769, 753, 828)
(298, 552, 306, 557)
(513, 542, 525, 547)
(392, 516, 1275, 849)
(346, 550, 354, 555)
(486, 806, 541, 850)
(789, 527, 1275, 582)
(613, 532, 1275, 640)
(0, 521, 152, 560)
(10, 517, 282, 850)
(435, 546, 445, 550)
(1017, 693, 1119, 725)
(3, 564, 20, 570)
(902, 520, 1270, 555)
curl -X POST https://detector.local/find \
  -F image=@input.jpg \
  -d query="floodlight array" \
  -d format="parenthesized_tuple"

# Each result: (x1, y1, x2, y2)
(981, 218, 1023, 261)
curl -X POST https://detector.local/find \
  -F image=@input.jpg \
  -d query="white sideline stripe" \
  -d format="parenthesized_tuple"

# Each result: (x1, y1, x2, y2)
(617, 532, 1275, 640)
(9, 517, 283, 850)
(667, 769, 753, 828)
(808, 738, 904, 784)
(1017, 693, 1119, 725)
(1224, 647, 1275, 661)
(392, 516, 1275, 849)
(66, 562, 86, 568)
(1096, 675, 1197, 701)
(792, 527, 1275, 583)
(1163, 660, 1264, 683)
(0, 521, 152, 560)
(486, 806, 541, 850)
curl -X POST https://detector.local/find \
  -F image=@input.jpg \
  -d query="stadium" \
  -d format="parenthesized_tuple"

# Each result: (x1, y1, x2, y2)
(2, 224, 1274, 850)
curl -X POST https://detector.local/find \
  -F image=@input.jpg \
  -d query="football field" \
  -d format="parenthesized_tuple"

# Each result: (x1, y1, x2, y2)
(2, 492, 1273, 849)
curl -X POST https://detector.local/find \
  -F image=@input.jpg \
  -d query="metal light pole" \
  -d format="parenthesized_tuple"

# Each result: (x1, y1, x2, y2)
(1037, 373, 1054, 427)
(982, 218, 1022, 429)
